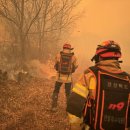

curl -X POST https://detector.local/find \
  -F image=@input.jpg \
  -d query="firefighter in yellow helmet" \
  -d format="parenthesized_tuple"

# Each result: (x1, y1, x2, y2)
(51, 43, 78, 112)
(67, 40, 130, 130)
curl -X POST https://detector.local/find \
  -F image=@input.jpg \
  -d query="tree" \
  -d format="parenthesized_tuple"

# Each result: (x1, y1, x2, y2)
(0, 0, 82, 66)
(0, 0, 43, 67)
(33, 0, 81, 61)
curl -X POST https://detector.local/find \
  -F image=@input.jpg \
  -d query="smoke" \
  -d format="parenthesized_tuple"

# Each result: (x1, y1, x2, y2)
(27, 60, 56, 79)
(68, 0, 130, 72)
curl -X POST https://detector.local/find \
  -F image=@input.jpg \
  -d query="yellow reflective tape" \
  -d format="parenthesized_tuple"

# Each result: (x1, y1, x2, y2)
(89, 77, 96, 90)
(72, 83, 89, 98)
(57, 74, 71, 81)
(67, 113, 83, 124)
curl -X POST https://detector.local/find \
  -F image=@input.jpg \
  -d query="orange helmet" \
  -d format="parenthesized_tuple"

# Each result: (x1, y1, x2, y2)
(63, 43, 73, 50)
(91, 40, 122, 63)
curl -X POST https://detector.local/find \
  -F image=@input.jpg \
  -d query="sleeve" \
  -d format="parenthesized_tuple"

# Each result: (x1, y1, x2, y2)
(67, 70, 96, 125)
(55, 54, 60, 63)
(72, 55, 78, 69)
(66, 74, 88, 129)
(67, 74, 89, 118)
(54, 54, 60, 70)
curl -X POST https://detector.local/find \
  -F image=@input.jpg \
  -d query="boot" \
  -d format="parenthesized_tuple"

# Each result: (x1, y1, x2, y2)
(51, 93, 58, 112)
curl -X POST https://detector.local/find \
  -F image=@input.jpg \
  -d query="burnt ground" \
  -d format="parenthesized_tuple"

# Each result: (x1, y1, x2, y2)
(0, 78, 71, 130)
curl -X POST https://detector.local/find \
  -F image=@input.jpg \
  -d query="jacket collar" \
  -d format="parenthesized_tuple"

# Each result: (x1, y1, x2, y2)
(95, 60, 123, 73)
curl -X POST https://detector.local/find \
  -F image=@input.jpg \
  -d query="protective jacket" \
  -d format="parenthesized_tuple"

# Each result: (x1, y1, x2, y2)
(55, 49, 78, 83)
(67, 60, 130, 130)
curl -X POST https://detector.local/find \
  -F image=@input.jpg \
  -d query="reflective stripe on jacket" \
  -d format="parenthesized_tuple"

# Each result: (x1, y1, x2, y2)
(67, 60, 130, 129)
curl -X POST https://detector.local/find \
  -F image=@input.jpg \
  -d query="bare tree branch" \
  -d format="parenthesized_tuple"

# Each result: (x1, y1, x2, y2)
(25, 0, 44, 37)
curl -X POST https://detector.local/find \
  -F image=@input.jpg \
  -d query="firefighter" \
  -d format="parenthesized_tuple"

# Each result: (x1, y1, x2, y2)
(51, 43, 78, 112)
(67, 40, 130, 130)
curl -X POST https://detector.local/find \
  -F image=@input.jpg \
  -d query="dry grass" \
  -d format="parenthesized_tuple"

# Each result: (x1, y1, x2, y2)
(0, 78, 70, 130)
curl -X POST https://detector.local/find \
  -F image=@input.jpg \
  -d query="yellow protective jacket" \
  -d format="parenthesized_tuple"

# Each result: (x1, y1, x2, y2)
(55, 49, 78, 83)
(67, 60, 130, 130)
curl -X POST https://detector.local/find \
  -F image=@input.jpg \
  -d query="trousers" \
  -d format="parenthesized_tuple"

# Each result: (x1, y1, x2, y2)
(51, 81, 72, 108)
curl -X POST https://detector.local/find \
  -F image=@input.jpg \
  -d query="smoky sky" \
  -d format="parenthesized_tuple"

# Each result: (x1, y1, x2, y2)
(68, 0, 130, 71)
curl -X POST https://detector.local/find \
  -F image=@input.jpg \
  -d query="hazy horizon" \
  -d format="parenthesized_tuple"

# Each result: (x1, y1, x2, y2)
(66, 0, 130, 72)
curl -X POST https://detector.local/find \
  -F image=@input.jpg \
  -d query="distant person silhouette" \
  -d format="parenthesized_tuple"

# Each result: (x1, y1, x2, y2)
(51, 43, 78, 112)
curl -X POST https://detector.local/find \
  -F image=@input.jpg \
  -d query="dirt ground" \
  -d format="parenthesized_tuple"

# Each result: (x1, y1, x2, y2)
(0, 78, 71, 130)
